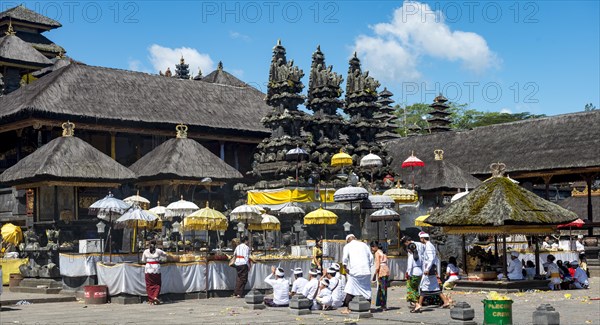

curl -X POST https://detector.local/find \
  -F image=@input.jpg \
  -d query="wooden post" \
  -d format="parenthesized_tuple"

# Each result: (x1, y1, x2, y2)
(462, 234, 468, 275)
(502, 235, 507, 279)
(542, 175, 552, 200)
(534, 237, 540, 276)
(110, 132, 116, 160)
(494, 235, 499, 257)
(586, 175, 594, 236)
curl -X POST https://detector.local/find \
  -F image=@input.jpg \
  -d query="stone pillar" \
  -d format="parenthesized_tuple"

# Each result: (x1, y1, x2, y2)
(348, 295, 372, 318)
(244, 290, 265, 310)
(449, 302, 477, 325)
(289, 294, 311, 315)
(532, 304, 560, 325)
(219, 141, 225, 161)
(110, 132, 117, 160)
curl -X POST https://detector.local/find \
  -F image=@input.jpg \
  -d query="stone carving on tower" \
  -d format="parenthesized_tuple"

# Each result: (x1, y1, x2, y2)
(304, 46, 347, 168)
(250, 40, 313, 187)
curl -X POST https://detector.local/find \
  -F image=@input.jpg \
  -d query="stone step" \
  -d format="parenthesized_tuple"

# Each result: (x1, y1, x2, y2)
(9, 286, 62, 294)
(18, 278, 63, 288)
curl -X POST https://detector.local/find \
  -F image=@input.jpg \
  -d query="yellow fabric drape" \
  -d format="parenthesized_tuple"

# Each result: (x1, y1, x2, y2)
(247, 188, 334, 205)
(0, 258, 28, 284)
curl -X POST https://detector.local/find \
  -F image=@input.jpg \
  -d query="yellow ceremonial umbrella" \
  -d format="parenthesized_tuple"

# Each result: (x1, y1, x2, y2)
(415, 215, 432, 227)
(331, 149, 353, 167)
(1, 223, 23, 245)
(304, 207, 338, 240)
(184, 202, 228, 231)
(383, 181, 418, 204)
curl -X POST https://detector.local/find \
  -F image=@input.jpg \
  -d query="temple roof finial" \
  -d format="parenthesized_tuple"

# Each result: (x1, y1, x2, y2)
(61, 121, 75, 137)
(277, 39, 281, 46)
(5, 20, 16, 36)
(217, 61, 223, 70)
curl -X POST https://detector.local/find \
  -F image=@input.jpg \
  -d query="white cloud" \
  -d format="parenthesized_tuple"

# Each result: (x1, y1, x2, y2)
(127, 59, 150, 73)
(500, 108, 512, 114)
(230, 31, 251, 42)
(230, 69, 245, 78)
(353, 1, 499, 82)
(148, 44, 214, 75)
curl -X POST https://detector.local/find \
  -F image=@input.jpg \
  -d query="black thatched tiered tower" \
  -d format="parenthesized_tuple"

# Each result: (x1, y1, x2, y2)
(250, 40, 313, 186)
(305, 46, 347, 166)
(175, 56, 190, 79)
(344, 52, 382, 160)
(375, 88, 401, 142)
(427, 94, 452, 133)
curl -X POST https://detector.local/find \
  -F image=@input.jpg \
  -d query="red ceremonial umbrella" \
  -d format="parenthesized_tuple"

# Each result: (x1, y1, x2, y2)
(557, 218, 585, 250)
(401, 151, 425, 189)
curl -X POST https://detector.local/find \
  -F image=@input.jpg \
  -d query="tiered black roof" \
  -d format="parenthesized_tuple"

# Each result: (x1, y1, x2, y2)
(427, 94, 452, 132)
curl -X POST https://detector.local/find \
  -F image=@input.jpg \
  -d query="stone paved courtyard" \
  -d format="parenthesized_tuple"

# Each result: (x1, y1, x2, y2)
(1, 278, 599, 324)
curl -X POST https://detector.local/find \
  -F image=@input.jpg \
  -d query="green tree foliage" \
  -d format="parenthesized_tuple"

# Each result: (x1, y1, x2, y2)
(584, 103, 596, 111)
(395, 103, 546, 136)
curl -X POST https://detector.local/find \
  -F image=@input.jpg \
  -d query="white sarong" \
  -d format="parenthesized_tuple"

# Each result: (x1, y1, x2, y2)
(419, 274, 441, 296)
(344, 274, 372, 300)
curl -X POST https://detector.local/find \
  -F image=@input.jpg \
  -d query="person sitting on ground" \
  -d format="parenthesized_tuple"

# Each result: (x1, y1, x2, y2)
(301, 269, 320, 310)
(571, 260, 589, 289)
(543, 255, 561, 290)
(566, 261, 576, 278)
(264, 267, 290, 307)
(507, 251, 524, 281)
(330, 263, 346, 308)
(523, 260, 536, 280)
(290, 267, 308, 297)
(557, 260, 573, 290)
(443, 256, 461, 290)
(316, 278, 333, 310)
(324, 267, 342, 309)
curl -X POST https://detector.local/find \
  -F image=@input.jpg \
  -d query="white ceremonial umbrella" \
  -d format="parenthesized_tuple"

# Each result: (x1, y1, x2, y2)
(165, 196, 199, 218)
(286, 146, 309, 186)
(149, 201, 167, 217)
(123, 190, 151, 209)
(361, 195, 395, 209)
(230, 204, 262, 223)
(88, 193, 131, 262)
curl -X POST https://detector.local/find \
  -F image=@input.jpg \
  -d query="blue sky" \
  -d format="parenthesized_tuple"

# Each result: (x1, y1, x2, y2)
(10, 0, 599, 115)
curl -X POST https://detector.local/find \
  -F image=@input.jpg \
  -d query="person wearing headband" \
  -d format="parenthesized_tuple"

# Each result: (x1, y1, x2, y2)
(507, 251, 524, 281)
(301, 268, 321, 310)
(316, 278, 333, 310)
(323, 267, 343, 309)
(340, 234, 374, 314)
(233, 236, 253, 298)
(412, 233, 451, 313)
(290, 267, 308, 297)
(264, 266, 289, 307)
(141, 241, 167, 305)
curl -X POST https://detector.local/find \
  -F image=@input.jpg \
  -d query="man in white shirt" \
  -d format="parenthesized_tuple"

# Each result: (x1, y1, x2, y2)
(301, 269, 320, 310)
(571, 260, 589, 289)
(413, 232, 451, 312)
(316, 278, 333, 310)
(233, 236, 253, 298)
(290, 267, 308, 297)
(340, 234, 373, 314)
(264, 267, 290, 307)
(324, 267, 343, 308)
(507, 251, 524, 280)
(576, 235, 585, 253)
(331, 263, 346, 303)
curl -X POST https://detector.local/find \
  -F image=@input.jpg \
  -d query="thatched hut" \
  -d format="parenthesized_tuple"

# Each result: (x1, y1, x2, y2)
(427, 165, 578, 277)
(0, 122, 135, 232)
(129, 124, 243, 207)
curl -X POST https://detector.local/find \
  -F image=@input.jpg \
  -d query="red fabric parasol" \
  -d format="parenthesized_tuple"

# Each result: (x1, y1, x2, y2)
(401, 153, 425, 168)
(557, 218, 585, 229)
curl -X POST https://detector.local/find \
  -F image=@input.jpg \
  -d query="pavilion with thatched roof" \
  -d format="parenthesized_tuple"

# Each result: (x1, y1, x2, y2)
(0, 121, 135, 225)
(427, 163, 579, 277)
(129, 124, 243, 207)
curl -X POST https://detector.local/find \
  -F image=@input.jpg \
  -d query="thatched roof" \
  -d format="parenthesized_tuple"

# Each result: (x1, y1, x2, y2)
(0, 63, 270, 135)
(32, 57, 71, 78)
(15, 30, 65, 55)
(0, 135, 136, 186)
(427, 176, 579, 227)
(129, 137, 243, 183)
(558, 195, 599, 221)
(412, 152, 482, 191)
(387, 111, 600, 178)
(202, 63, 248, 87)
(0, 34, 52, 68)
(0, 5, 62, 29)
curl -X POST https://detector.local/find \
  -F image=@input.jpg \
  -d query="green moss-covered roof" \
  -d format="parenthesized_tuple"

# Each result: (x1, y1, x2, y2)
(427, 176, 579, 226)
